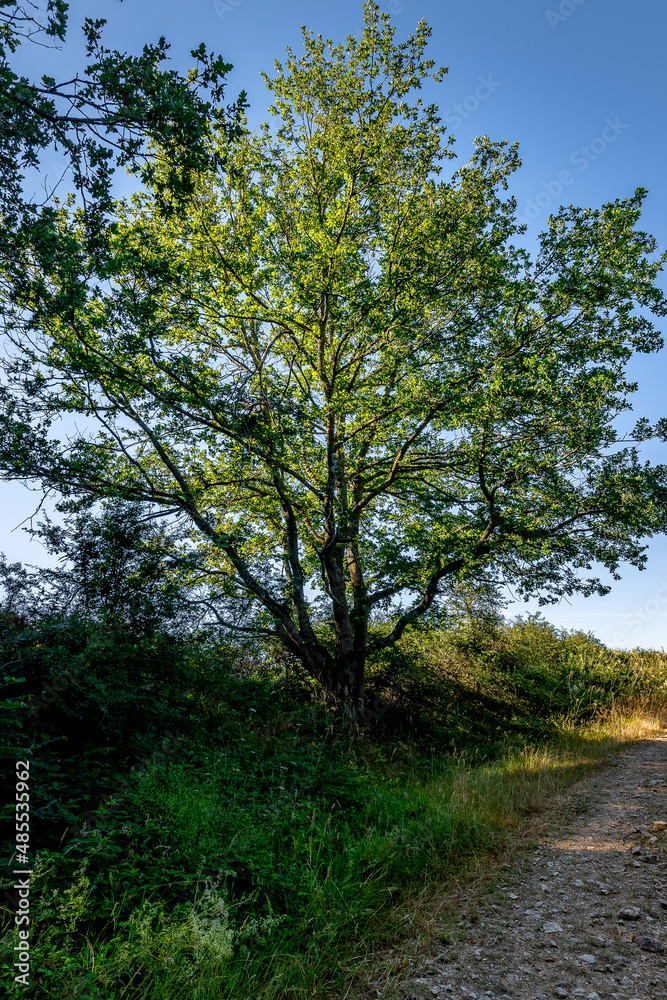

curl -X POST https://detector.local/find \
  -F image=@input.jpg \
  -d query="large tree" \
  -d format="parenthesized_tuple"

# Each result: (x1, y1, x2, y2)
(2, 3, 667, 720)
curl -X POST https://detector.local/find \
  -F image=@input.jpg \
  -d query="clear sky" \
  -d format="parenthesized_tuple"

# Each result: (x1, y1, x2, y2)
(3, 0, 667, 648)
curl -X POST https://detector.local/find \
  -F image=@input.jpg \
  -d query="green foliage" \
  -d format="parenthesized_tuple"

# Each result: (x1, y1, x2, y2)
(1, 714, 494, 998)
(1, 4, 666, 717)
(0, 1, 243, 223)
(365, 613, 667, 752)
(0, 616, 203, 850)
(0, 501, 201, 637)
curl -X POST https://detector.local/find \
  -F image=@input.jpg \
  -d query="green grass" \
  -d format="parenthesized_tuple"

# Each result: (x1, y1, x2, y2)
(2, 614, 667, 998)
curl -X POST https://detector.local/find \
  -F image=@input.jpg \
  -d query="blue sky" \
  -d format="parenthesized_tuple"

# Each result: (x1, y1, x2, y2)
(3, 0, 667, 648)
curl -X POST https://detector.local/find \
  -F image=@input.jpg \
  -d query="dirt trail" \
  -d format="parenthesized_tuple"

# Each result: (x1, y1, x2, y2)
(405, 735, 667, 1000)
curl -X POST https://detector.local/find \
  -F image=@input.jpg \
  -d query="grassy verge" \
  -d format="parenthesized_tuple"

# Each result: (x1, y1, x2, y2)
(1, 614, 667, 998)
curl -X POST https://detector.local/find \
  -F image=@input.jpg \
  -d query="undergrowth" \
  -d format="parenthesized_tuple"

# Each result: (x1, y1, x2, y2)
(1, 613, 666, 998)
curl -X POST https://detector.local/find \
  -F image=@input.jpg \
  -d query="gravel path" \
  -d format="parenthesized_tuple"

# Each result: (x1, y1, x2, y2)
(408, 735, 667, 1000)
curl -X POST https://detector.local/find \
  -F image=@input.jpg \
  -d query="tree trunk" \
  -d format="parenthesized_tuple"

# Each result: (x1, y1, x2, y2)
(295, 641, 365, 723)
(321, 650, 365, 723)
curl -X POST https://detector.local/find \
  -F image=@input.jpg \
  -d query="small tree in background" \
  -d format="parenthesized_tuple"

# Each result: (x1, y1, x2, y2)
(0, 503, 198, 639)
(444, 579, 507, 650)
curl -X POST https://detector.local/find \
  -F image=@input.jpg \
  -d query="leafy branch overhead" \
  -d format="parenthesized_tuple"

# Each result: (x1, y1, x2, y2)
(1, 1, 666, 718)
(0, 1, 245, 230)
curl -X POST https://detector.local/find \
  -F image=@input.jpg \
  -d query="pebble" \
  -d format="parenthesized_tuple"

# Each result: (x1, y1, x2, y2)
(555, 990, 568, 998)
(618, 906, 642, 920)
(543, 921, 563, 934)
(638, 935, 664, 952)
(576, 954, 596, 966)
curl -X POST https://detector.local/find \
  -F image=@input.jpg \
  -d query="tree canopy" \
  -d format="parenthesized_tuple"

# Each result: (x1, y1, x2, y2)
(1, 2, 666, 719)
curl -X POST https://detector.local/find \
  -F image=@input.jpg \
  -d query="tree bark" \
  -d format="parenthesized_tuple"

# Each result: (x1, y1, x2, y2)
(287, 644, 363, 722)
(319, 649, 366, 723)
